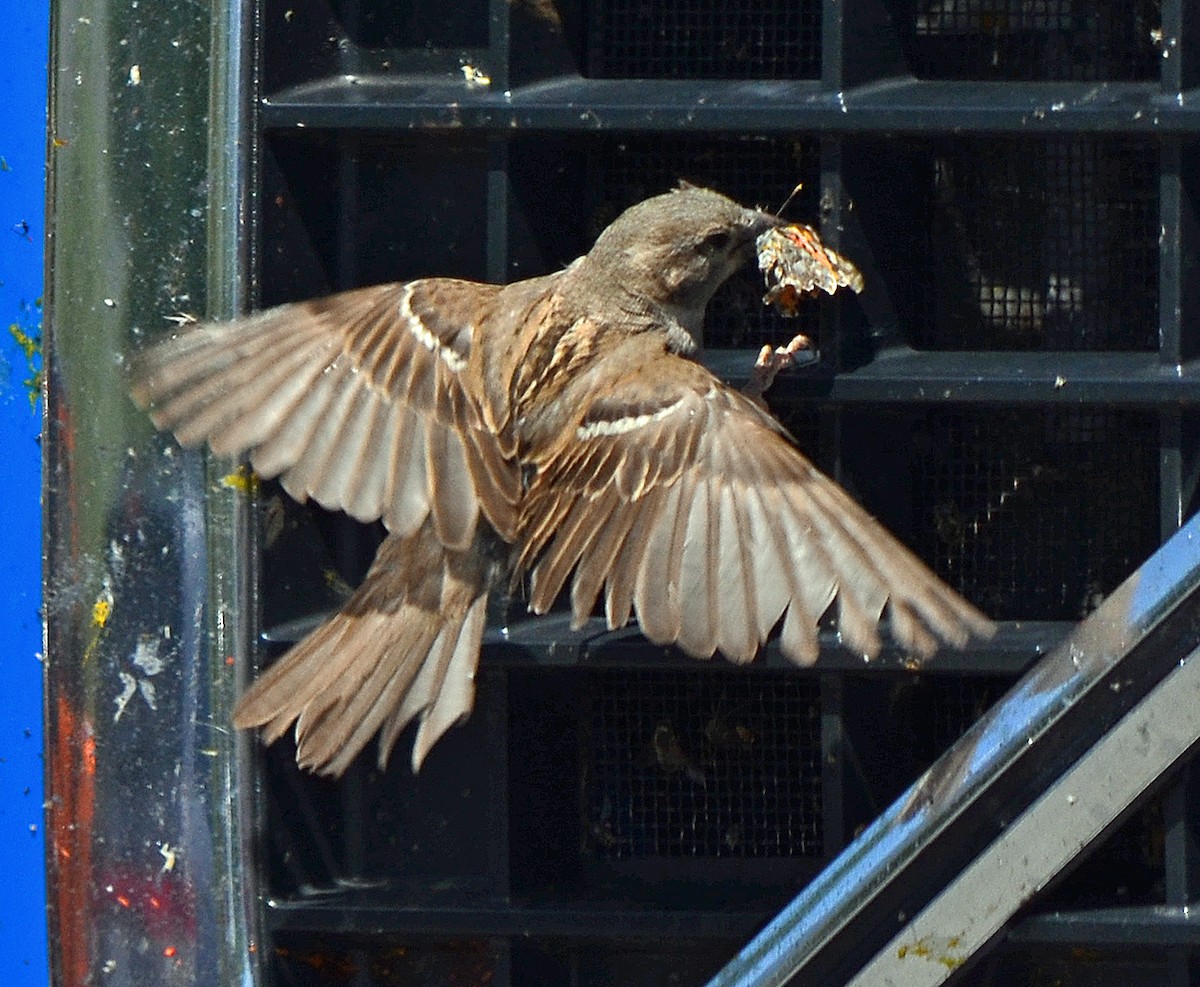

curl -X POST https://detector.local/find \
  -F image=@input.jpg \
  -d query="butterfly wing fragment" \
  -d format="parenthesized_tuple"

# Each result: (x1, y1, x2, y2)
(756, 224, 865, 316)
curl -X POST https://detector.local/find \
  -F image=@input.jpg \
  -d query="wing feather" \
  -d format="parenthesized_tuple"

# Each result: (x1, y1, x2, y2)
(385, 406, 430, 537)
(204, 341, 335, 456)
(604, 485, 665, 631)
(570, 489, 640, 624)
(278, 358, 363, 503)
(529, 492, 609, 614)
(631, 480, 686, 643)
(675, 477, 718, 658)
(741, 486, 790, 640)
(424, 413, 479, 551)
(156, 335, 332, 446)
(131, 280, 519, 547)
(715, 481, 755, 662)
(334, 392, 392, 522)
(519, 349, 993, 669)
(259, 360, 350, 494)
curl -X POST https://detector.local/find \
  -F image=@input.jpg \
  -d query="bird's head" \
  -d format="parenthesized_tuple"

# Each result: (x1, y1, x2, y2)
(577, 185, 780, 344)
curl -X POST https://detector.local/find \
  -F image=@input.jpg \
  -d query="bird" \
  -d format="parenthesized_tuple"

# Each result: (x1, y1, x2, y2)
(131, 185, 995, 777)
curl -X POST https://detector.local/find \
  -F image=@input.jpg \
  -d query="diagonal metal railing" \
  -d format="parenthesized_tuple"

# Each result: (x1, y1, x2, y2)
(708, 511, 1200, 987)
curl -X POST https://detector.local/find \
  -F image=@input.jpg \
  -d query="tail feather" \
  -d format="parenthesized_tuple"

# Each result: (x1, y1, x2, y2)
(233, 521, 494, 776)
(408, 593, 488, 770)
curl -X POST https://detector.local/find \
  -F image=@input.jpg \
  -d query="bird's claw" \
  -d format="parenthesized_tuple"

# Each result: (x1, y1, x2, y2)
(744, 333, 813, 398)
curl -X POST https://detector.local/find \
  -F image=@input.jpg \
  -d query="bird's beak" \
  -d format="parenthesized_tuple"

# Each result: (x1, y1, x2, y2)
(732, 208, 783, 265)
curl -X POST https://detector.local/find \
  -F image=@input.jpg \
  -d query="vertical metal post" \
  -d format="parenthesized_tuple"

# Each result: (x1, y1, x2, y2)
(45, 0, 260, 983)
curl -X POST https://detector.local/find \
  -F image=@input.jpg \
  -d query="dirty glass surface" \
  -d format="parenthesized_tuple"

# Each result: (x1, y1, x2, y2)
(44, 0, 257, 983)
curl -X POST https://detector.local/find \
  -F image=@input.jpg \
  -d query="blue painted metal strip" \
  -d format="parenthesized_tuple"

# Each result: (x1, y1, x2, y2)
(0, 3, 48, 984)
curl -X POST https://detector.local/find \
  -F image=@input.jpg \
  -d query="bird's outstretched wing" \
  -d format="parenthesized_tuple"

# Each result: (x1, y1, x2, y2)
(518, 350, 994, 665)
(132, 280, 520, 548)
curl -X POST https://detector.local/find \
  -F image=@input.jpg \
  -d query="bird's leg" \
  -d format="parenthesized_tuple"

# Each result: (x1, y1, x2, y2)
(743, 333, 813, 400)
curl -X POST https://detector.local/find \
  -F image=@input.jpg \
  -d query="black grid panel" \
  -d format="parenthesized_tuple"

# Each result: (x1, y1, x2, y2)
(981, 946, 1179, 987)
(908, 407, 1159, 621)
(908, 0, 1162, 81)
(261, 0, 492, 93)
(590, 134, 824, 349)
(586, 0, 821, 79)
(260, 675, 503, 897)
(902, 675, 1011, 765)
(917, 136, 1158, 351)
(261, 133, 491, 305)
(582, 669, 823, 860)
(272, 934, 501, 987)
(324, 0, 489, 48)
(839, 673, 1015, 837)
(511, 944, 736, 987)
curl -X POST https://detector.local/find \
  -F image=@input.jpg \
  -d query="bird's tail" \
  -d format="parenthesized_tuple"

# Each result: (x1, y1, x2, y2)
(234, 521, 494, 777)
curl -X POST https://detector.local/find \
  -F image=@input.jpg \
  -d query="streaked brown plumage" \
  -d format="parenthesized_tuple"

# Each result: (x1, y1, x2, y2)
(131, 186, 994, 776)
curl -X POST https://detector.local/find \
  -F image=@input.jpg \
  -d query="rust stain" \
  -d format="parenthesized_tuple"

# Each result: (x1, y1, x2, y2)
(49, 695, 97, 987)
(897, 934, 967, 970)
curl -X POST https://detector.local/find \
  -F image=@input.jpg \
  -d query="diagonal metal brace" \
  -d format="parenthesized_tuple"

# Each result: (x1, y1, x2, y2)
(707, 513, 1200, 986)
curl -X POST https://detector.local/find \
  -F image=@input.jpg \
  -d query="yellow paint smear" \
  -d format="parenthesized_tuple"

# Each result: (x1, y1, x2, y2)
(220, 465, 260, 495)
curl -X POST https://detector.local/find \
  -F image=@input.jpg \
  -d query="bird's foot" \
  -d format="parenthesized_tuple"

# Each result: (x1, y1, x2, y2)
(744, 333, 813, 399)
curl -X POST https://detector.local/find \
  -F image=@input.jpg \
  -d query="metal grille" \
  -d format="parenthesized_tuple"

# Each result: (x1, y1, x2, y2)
(591, 134, 824, 349)
(912, 408, 1159, 621)
(261, 134, 492, 307)
(583, 669, 823, 859)
(982, 948, 1176, 987)
(273, 936, 500, 986)
(326, 0, 489, 48)
(904, 676, 1011, 764)
(770, 403, 826, 471)
(910, 0, 1162, 81)
(588, 0, 821, 79)
(920, 136, 1158, 351)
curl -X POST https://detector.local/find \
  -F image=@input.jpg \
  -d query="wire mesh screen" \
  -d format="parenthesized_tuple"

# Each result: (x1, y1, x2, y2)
(909, 0, 1162, 81)
(324, 0, 490, 48)
(902, 675, 1011, 764)
(583, 669, 823, 860)
(919, 136, 1158, 351)
(262, 133, 491, 303)
(587, 0, 821, 79)
(770, 403, 827, 472)
(590, 134, 824, 349)
(910, 407, 1159, 621)
(980, 948, 1176, 987)
(273, 935, 501, 987)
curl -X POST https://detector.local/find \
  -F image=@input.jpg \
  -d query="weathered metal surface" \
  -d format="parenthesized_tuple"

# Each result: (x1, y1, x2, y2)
(43, 0, 258, 982)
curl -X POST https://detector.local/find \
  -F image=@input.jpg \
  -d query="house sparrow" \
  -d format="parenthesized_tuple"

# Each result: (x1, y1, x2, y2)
(131, 186, 994, 777)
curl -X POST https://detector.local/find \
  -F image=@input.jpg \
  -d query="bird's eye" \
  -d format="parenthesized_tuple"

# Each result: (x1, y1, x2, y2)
(699, 229, 732, 252)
